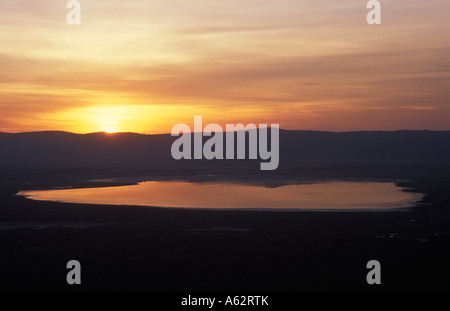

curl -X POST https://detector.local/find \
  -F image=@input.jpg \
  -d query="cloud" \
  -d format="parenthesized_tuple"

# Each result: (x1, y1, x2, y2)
(0, 0, 449, 132)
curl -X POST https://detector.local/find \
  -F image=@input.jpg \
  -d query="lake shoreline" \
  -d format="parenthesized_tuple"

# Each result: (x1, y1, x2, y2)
(17, 178, 424, 212)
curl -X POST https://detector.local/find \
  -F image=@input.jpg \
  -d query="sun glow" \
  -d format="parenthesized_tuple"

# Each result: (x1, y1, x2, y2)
(46, 104, 211, 134)
(102, 127, 118, 134)
(31, 102, 287, 134)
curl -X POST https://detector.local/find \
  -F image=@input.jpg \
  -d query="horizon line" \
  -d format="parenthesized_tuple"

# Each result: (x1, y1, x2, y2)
(1, 129, 450, 136)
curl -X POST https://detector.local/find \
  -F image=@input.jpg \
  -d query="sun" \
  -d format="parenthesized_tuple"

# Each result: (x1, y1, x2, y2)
(102, 127, 118, 134)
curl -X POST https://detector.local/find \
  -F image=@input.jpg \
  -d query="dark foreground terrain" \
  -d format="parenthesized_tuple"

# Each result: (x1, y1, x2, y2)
(1, 169, 450, 291)
(1, 130, 449, 291)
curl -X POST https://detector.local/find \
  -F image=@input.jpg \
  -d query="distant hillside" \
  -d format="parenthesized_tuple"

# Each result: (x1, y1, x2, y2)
(0, 130, 449, 172)
(0, 131, 173, 171)
(281, 130, 450, 161)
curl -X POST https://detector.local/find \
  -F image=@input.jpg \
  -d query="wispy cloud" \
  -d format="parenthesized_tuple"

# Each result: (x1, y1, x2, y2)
(0, 0, 449, 132)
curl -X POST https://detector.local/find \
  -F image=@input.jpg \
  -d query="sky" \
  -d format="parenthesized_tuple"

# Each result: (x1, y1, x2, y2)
(0, 0, 449, 133)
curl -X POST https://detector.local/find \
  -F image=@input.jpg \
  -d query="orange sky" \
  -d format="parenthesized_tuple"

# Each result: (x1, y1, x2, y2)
(1, 0, 449, 133)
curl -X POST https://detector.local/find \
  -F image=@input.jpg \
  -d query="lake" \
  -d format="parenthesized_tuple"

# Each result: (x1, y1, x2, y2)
(18, 180, 422, 211)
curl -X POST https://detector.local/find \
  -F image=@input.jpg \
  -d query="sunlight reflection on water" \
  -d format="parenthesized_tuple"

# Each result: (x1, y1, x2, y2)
(19, 180, 423, 211)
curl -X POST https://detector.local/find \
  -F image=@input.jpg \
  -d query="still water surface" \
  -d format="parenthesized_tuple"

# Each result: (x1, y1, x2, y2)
(19, 180, 422, 211)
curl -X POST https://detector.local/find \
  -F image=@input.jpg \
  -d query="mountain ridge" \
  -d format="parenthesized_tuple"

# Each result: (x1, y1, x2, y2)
(1, 130, 449, 172)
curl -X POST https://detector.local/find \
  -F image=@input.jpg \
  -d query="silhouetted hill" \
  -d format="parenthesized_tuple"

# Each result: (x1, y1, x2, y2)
(0, 131, 173, 171)
(280, 130, 450, 161)
(0, 130, 449, 173)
